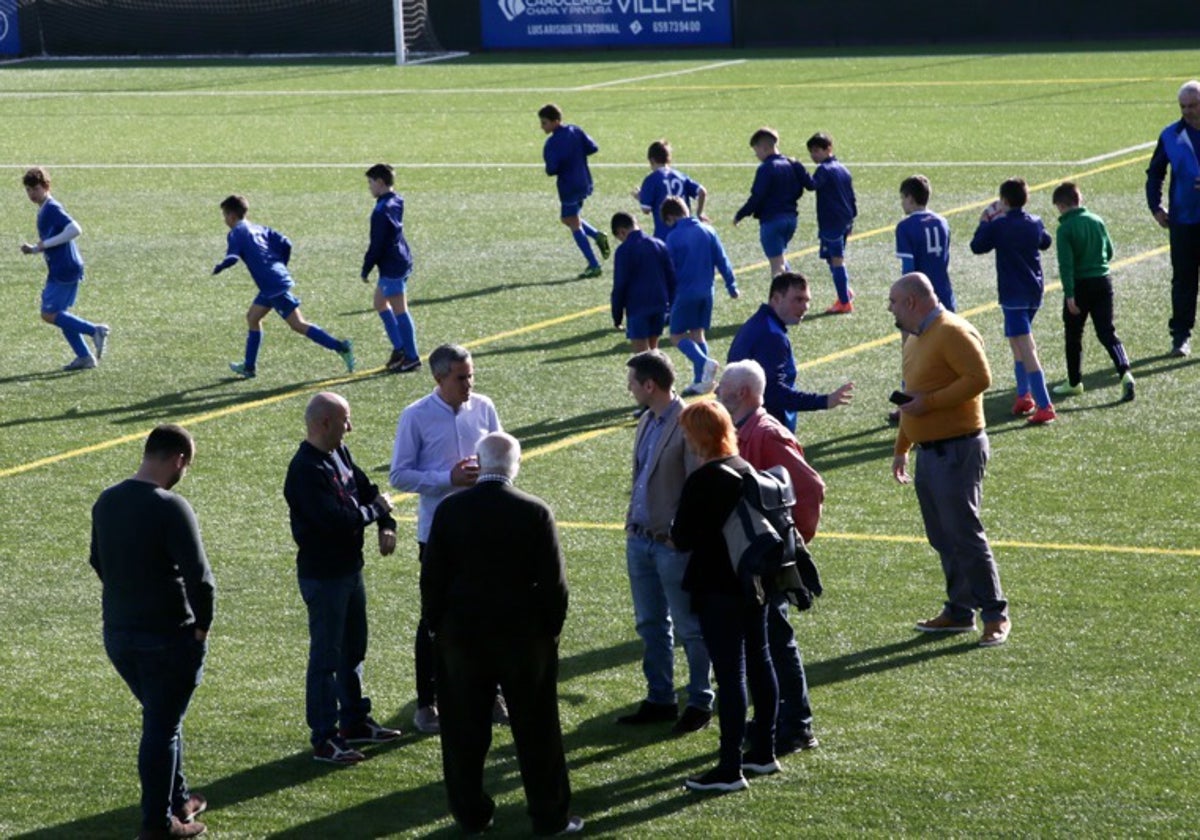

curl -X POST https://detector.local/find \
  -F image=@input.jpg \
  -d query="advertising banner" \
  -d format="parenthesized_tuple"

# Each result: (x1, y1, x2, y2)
(483, 0, 732, 49)
(0, 0, 19, 56)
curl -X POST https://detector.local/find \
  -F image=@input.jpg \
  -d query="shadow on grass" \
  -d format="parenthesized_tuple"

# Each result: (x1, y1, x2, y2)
(407, 273, 594, 308)
(803, 423, 897, 472)
(806, 632, 978, 688)
(506, 406, 636, 450)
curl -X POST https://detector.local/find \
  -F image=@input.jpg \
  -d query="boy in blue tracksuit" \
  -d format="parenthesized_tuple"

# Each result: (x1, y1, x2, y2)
(20, 167, 110, 371)
(362, 163, 419, 373)
(805, 133, 858, 314)
(610, 212, 676, 353)
(663, 197, 739, 395)
(539, 103, 610, 279)
(970, 178, 1056, 424)
(632, 138, 707, 241)
(214, 194, 355, 378)
(733, 127, 808, 279)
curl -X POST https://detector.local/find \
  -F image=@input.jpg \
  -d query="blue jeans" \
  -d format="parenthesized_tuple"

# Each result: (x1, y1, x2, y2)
(696, 592, 777, 772)
(766, 594, 813, 739)
(914, 432, 1008, 623)
(104, 627, 206, 831)
(298, 572, 371, 745)
(625, 534, 713, 710)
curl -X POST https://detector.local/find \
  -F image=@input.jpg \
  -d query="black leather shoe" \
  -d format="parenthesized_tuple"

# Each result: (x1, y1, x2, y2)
(616, 700, 678, 725)
(672, 705, 713, 734)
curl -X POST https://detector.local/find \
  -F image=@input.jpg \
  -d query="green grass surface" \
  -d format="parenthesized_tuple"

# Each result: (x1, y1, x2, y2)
(1, 45, 1198, 837)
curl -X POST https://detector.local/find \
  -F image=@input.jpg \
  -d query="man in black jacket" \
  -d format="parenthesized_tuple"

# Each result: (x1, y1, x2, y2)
(422, 432, 581, 835)
(90, 424, 214, 839)
(284, 392, 401, 764)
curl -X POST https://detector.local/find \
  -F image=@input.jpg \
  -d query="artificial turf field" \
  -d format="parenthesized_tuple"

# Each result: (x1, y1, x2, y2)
(1, 44, 1198, 837)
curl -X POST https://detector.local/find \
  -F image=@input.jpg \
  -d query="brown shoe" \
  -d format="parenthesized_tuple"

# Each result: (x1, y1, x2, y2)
(137, 816, 207, 839)
(979, 619, 1011, 647)
(915, 613, 977, 633)
(173, 793, 207, 823)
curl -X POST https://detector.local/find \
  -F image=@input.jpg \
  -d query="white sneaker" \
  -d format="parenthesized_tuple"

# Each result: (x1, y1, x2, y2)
(701, 358, 719, 385)
(681, 380, 715, 397)
(92, 324, 110, 360)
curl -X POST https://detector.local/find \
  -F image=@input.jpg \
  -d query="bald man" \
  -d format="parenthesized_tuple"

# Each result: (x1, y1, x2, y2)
(284, 392, 402, 764)
(887, 273, 1010, 648)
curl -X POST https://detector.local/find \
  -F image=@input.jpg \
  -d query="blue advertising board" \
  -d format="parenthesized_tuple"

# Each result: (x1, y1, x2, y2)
(0, 0, 19, 56)
(483, 0, 732, 49)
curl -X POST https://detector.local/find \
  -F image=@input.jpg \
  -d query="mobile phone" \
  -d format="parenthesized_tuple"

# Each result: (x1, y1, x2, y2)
(889, 390, 913, 406)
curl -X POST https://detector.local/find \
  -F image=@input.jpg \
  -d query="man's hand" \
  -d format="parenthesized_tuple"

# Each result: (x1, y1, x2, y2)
(900, 391, 930, 416)
(379, 529, 397, 556)
(826, 381, 854, 409)
(372, 492, 394, 515)
(194, 627, 209, 642)
(731, 216, 741, 227)
(1153, 208, 1170, 229)
(1066, 297, 1081, 316)
(20, 242, 41, 255)
(450, 456, 481, 487)
(892, 453, 910, 484)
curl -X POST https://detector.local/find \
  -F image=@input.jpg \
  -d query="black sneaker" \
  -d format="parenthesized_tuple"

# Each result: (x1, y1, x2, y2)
(615, 700, 678, 725)
(397, 356, 422, 373)
(340, 716, 402, 744)
(777, 728, 820, 754)
(741, 751, 781, 775)
(684, 766, 748, 793)
(313, 735, 366, 764)
(386, 349, 407, 371)
(671, 705, 712, 734)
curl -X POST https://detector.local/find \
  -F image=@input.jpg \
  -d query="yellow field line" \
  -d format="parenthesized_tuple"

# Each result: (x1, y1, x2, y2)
(0, 152, 1162, 481)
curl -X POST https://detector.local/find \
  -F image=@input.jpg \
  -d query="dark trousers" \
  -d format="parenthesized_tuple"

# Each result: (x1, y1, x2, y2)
(696, 592, 778, 772)
(1169, 221, 1200, 343)
(415, 543, 436, 707)
(298, 571, 370, 745)
(104, 627, 205, 831)
(434, 632, 571, 835)
(914, 432, 1007, 624)
(1062, 275, 1130, 385)
(766, 594, 813, 740)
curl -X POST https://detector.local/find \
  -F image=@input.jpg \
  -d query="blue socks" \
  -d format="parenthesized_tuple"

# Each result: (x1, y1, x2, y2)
(1013, 361, 1029, 397)
(304, 324, 344, 352)
(572, 229, 598, 267)
(676, 338, 710, 383)
(244, 330, 263, 369)
(1028, 368, 1051, 409)
(53, 311, 95, 358)
(380, 310, 404, 351)
(395, 311, 418, 359)
(831, 265, 851, 304)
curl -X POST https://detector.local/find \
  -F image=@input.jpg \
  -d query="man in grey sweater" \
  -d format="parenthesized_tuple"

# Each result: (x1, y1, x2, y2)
(90, 424, 215, 840)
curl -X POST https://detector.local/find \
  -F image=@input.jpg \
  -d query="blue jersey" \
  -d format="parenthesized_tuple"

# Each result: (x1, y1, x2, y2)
(362, 191, 413, 280)
(970, 209, 1052, 310)
(222, 220, 295, 298)
(727, 304, 826, 432)
(1145, 120, 1200, 225)
(611, 229, 676, 325)
(734, 154, 807, 223)
(665, 217, 737, 300)
(37, 197, 84, 284)
(810, 157, 857, 233)
(896, 210, 955, 311)
(638, 167, 703, 240)
(543, 124, 597, 202)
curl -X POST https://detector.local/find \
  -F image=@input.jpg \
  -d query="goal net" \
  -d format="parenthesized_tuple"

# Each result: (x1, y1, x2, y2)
(12, 0, 459, 61)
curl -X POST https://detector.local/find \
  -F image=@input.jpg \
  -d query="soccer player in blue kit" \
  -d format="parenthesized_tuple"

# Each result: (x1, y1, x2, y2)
(610, 212, 676, 354)
(214, 195, 355, 379)
(733, 127, 808, 279)
(20, 167, 110, 371)
(805, 133, 858, 314)
(632, 139, 708, 241)
(539, 103, 610, 279)
(895, 175, 956, 312)
(362, 163, 420, 373)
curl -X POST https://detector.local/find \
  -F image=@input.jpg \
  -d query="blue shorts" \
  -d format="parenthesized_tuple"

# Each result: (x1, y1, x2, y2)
(378, 274, 410, 299)
(669, 296, 713, 334)
(41, 281, 80, 314)
(759, 215, 798, 259)
(818, 225, 853, 261)
(254, 290, 301, 319)
(1003, 307, 1037, 338)
(626, 311, 666, 341)
(560, 194, 587, 219)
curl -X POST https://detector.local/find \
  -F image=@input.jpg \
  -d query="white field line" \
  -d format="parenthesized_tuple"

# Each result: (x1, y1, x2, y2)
(570, 59, 747, 90)
(1077, 141, 1157, 164)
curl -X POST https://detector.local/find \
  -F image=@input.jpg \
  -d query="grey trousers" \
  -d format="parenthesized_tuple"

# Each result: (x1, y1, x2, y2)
(914, 431, 1008, 623)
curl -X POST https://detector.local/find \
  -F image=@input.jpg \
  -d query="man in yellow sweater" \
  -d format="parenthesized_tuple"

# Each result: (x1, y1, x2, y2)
(888, 273, 1010, 647)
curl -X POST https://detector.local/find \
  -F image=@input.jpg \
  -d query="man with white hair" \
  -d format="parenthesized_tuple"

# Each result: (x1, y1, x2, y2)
(422, 432, 582, 836)
(716, 359, 825, 754)
(1146, 79, 1200, 357)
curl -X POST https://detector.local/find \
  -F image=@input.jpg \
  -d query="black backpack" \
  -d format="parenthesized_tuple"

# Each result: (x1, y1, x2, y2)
(720, 464, 823, 609)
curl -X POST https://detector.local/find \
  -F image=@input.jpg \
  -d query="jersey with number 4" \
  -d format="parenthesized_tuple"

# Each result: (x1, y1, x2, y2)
(896, 210, 955, 311)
